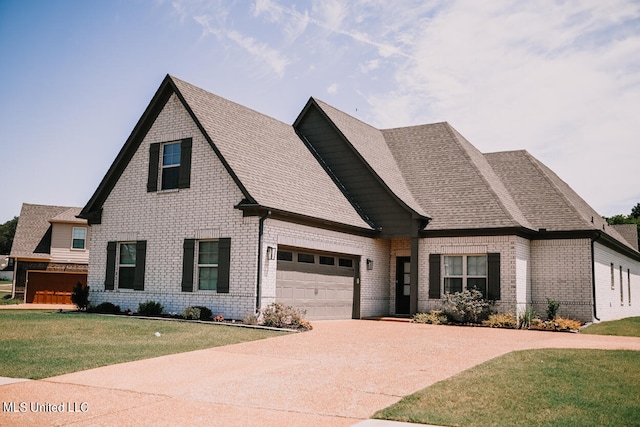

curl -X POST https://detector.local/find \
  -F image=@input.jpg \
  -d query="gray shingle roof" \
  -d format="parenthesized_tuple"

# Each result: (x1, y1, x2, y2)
(10, 204, 85, 259)
(311, 98, 429, 219)
(485, 150, 635, 250)
(383, 122, 532, 230)
(171, 76, 371, 230)
(611, 224, 639, 251)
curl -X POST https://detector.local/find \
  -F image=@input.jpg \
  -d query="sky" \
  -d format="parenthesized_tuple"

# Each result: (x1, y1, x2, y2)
(1, 0, 639, 224)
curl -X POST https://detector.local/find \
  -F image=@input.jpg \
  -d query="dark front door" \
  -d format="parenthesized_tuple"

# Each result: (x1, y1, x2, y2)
(396, 257, 411, 315)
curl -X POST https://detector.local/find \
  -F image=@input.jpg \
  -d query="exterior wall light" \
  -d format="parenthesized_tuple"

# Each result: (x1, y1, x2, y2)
(266, 246, 276, 260)
(366, 258, 374, 270)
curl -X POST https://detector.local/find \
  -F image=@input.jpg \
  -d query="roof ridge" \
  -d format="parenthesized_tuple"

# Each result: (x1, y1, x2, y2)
(443, 123, 533, 230)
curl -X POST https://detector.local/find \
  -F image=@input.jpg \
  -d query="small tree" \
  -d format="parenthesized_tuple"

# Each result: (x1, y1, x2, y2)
(71, 283, 89, 311)
(441, 289, 490, 324)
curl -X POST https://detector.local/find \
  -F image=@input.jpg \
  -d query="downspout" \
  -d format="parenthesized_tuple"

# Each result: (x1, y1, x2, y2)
(256, 212, 270, 312)
(591, 232, 601, 322)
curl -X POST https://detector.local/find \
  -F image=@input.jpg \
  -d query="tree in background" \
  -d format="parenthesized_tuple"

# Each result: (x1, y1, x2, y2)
(604, 203, 640, 245)
(0, 217, 19, 254)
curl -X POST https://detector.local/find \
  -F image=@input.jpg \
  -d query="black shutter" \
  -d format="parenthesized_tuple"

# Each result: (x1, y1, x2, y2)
(488, 252, 501, 300)
(147, 143, 160, 192)
(105, 241, 116, 290)
(178, 138, 192, 189)
(217, 238, 231, 293)
(133, 240, 147, 291)
(429, 253, 441, 299)
(181, 239, 195, 292)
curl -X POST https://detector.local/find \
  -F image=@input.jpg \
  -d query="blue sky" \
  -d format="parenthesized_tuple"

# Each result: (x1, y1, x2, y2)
(1, 0, 639, 224)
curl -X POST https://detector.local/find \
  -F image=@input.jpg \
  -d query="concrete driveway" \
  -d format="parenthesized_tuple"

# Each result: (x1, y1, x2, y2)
(1, 320, 639, 426)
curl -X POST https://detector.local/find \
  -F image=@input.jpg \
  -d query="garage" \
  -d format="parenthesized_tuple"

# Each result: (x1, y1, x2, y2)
(25, 271, 87, 304)
(275, 247, 360, 320)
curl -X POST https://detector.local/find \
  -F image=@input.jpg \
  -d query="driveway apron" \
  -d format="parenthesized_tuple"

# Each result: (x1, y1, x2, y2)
(1, 320, 639, 426)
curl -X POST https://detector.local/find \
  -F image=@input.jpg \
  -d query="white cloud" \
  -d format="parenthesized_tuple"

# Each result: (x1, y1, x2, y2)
(226, 30, 290, 77)
(359, 59, 379, 73)
(327, 83, 338, 94)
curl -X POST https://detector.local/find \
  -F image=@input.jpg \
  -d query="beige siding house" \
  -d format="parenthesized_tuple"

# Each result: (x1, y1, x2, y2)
(10, 204, 89, 303)
(79, 75, 640, 322)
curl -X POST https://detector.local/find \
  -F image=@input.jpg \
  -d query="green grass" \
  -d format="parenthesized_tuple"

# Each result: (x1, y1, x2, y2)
(0, 310, 286, 379)
(374, 349, 640, 427)
(581, 316, 640, 337)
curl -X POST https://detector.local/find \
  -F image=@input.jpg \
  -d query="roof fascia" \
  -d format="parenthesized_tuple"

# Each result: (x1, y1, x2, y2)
(294, 98, 431, 226)
(236, 202, 379, 238)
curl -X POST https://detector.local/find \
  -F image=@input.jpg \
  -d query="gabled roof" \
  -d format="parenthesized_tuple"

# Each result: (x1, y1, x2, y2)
(611, 224, 639, 251)
(305, 98, 430, 221)
(485, 150, 636, 251)
(383, 122, 533, 231)
(80, 75, 372, 231)
(10, 204, 85, 259)
(50, 207, 84, 224)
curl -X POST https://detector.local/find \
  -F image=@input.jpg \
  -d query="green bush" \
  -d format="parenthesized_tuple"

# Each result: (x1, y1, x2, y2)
(518, 305, 538, 329)
(89, 302, 121, 314)
(193, 305, 212, 320)
(412, 310, 448, 325)
(137, 300, 164, 316)
(182, 306, 201, 320)
(260, 302, 311, 330)
(546, 298, 561, 320)
(441, 290, 490, 324)
(71, 283, 89, 310)
(483, 312, 517, 328)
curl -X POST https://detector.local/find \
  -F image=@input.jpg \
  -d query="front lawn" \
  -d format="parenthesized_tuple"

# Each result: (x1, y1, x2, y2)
(0, 310, 286, 379)
(374, 349, 640, 427)
(581, 316, 640, 337)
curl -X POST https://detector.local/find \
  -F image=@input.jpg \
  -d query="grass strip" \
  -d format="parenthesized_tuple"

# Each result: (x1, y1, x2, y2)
(374, 349, 640, 427)
(0, 310, 285, 379)
(581, 316, 640, 337)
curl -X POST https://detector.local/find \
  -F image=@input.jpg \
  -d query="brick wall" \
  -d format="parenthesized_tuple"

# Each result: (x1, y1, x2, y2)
(88, 94, 260, 320)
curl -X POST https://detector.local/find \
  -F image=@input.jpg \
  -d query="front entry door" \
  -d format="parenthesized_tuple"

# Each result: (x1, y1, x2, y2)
(396, 257, 411, 315)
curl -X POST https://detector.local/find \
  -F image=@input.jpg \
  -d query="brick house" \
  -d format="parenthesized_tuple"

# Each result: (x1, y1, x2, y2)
(10, 203, 89, 303)
(79, 75, 640, 322)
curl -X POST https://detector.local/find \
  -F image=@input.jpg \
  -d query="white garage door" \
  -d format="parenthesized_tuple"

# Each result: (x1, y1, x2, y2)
(276, 248, 358, 320)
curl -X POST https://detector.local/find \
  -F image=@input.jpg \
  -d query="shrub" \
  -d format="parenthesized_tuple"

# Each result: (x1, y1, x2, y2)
(483, 312, 517, 328)
(71, 283, 89, 310)
(243, 313, 258, 325)
(137, 300, 164, 316)
(441, 290, 490, 324)
(260, 302, 311, 330)
(89, 302, 121, 314)
(213, 314, 224, 322)
(518, 305, 538, 329)
(546, 298, 561, 320)
(412, 310, 448, 325)
(182, 306, 201, 320)
(194, 306, 212, 320)
(554, 317, 582, 331)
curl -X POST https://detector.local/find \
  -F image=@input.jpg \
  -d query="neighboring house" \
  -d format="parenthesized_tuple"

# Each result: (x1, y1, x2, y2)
(79, 75, 640, 322)
(10, 204, 89, 303)
(0, 255, 14, 281)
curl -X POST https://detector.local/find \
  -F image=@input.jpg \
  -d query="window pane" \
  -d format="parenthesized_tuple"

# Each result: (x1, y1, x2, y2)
(119, 266, 135, 289)
(198, 267, 218, 290)
(161, 166, 180, 190)
(199, 241, 219, 265)
(444, 277, 463, 294)
(467, 256, 487, 276)
(119, 243, 136, 265)
(277, 251, 293, 261)
(338, 258, 353, 268)
(72, 239, 85, 249)
(298, 253, 315, 263)
(319, 256, 335, 265)
(73, 228, 86, 239)
(468, 278, 487, 298)
(163, 142, 181, 166)
(444, 256, 462, 276)
(403, 284, 410, 296)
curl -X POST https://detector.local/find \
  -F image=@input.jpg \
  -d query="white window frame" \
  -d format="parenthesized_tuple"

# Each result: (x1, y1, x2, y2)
(71, 227, 87, 250)
(196, 240, 219, 291)
(117, 242, 137, 290)
(443, 255, 488, 296)
(161, 141, 181, 190)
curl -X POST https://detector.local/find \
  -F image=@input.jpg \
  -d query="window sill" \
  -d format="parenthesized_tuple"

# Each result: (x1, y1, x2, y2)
(157, 188, 180, 194)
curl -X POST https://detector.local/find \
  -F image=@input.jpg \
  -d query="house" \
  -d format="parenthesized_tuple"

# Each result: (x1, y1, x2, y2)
(10, 204, 89, 303)
(0, 255, 13, 281)
(79, 75, 640, 322)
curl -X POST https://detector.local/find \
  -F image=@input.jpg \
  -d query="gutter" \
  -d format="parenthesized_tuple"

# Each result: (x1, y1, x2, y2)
(255, 211, 270, 312)
(591, 232, 602, 322)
